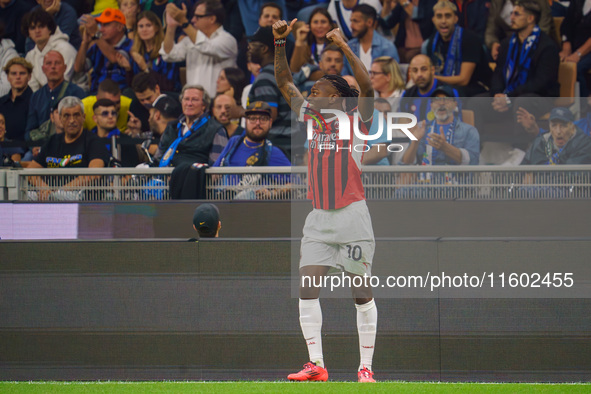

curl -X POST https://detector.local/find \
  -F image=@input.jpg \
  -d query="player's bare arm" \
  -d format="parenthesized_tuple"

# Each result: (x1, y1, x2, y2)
(326, 29, 374, 121)
(273, 19, 305, 115)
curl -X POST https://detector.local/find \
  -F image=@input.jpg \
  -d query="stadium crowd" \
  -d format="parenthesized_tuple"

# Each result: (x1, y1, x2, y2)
(1, 0, 591, 198)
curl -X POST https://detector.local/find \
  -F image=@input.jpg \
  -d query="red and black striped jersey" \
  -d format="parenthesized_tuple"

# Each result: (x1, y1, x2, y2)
(299, 103, 372, 210)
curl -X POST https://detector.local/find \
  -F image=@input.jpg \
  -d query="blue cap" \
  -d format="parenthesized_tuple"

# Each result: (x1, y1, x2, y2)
(549, 107, 574, 123)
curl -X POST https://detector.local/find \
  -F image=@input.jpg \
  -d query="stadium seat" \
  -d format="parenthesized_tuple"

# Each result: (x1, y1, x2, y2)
(461, 109, 475, 126)
(553, 17, 564, 46)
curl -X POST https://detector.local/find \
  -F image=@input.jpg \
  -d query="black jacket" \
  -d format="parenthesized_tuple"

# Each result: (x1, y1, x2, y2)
(491, 30, 560, 97)
(561, 0, 591, 50)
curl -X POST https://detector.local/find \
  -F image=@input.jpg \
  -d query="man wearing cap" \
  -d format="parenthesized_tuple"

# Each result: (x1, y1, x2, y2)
(160, 0, 238, 97)
(192, 203, 221, 238)
(148, 94, 182, 158)
(247, 26, 292, 153)
(213, 101, 290, 199)
(522, 107, 591, 165)
(214, 101, 290, 167)
(402, 85, 480, 166)
(75, 8, 133, 94)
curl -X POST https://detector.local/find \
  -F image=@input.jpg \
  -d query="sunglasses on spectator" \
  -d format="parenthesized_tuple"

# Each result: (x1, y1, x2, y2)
(98, 110, 118, 117)
(193, 13, 212, 19)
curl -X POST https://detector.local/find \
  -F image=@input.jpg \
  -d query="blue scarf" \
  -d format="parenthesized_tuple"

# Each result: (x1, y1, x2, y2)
(432, 26, 463, 76)
(504, 26, 540, 94)
(159, 115, 210, 167)
(421, 119, 456, 166)
(334, 0, 355, 39)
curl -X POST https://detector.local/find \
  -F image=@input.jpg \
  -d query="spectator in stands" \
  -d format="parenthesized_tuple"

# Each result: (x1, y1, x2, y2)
(344, 4, 399, 75)
(129, 73, 162, 137)
(370, 56, 405, 110)
(247, 26, 292, 152)
(0, 0, 36, 54)
(213, 101, 291, 199)
(82, 79, 131, 133)
(131, 11, 181, 93)
(402, 85, 480, 165)
(216, 67, 248, 107)
(147, 93, 181, 159)
(0, 20, 18, 97)
(29, 96, 110, 169)
(559, 0, 591, 97)
(23, 9, 77, 92)
(212, 93, 243, 138)
(293, 44, 345, 94)
(161, 0, 238, 97)
(328, 0, 382, 40)
(26, 51, 86, 140)
(30, 0, 82, 51)
(91, 98, 140, 167)
(75, 8, 133, 94)
(157, 84, 227, 167)
(476, 0, 559, 146)
(149, 94, 182, 136)
(290, 7, 337, 73)
(423, 0, 492, 96)
(192, 203, 221, 238)
(378, 0, 436, 63)
(485, 0, 555, 60)
(238, 0, 287, 36)
(448, 0, 490, 40)
(26, 96, 110, 200)
(119, 0, 140, 39)
(142, 0, 193, 27)
(522, 107, 591, 164)
(400, 54, 458, 120)
(0, 58, 33, 141)
(0, 112, 23, 164)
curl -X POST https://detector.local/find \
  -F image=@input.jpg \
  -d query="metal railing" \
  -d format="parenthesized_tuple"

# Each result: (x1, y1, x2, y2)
(1, 165, 590, 201)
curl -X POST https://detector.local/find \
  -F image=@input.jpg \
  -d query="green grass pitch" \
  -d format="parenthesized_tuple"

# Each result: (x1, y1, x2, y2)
(1, 382, 591, 393)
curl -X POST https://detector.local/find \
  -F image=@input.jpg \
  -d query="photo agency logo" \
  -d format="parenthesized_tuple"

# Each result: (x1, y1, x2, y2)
(306, 109, 418, 153)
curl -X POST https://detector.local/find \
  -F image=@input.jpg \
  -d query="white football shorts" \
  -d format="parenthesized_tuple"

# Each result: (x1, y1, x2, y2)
(300, 200, 375, 276)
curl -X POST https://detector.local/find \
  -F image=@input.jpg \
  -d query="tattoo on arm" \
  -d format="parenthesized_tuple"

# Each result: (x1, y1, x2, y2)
(275, 44, 304, 114)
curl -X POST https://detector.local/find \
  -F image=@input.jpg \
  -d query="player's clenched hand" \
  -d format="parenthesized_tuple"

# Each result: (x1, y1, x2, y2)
(326, 29, 346, 48)
(272, 19, 297, 40)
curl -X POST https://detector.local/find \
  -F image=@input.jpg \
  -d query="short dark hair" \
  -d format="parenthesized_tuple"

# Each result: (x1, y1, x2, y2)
(352, 4, 377, 22)
(132, 73, 159, 93)
(195, 0, 225, 25)
(93, 98, 116, 112)
(22, 8, 57, 37)
(221, 67, 247, 104)
(259, 2, 282, 19)
(321, 44, 344, 58)
(97, 79, 121, 96)
(516, 0, 541, 24)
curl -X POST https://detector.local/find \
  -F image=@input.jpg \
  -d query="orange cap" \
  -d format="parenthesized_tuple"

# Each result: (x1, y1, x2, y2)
(95, 8, 126, 25)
